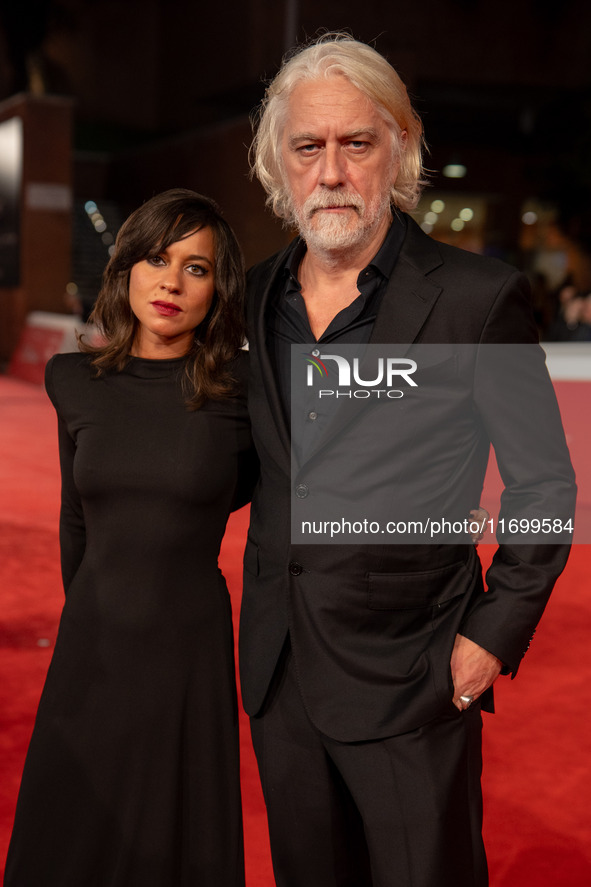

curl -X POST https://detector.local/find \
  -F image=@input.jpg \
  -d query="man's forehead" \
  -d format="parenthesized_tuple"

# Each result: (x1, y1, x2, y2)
(284, 76, 385, 132)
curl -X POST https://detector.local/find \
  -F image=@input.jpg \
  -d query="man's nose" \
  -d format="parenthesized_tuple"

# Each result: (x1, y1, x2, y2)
(319, 144, 346, 188)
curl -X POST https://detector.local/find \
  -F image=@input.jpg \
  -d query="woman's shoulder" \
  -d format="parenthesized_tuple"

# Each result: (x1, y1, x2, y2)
(200, 348, 249, 414)
(230, 347, 249, 379)
(45, 352, 94, 408)
(45, 351, 93, 385)
(228, 347, 250, 396)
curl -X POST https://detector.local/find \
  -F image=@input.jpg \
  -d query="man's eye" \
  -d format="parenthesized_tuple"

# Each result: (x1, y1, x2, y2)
(298, 144, 319, 154)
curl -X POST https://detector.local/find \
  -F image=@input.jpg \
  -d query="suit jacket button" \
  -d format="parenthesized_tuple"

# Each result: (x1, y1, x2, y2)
(295, 483, 309, 499)
(289, 562, 303, 576)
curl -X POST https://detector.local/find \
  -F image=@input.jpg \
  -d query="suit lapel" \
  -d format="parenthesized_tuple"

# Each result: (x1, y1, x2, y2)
(370, 216, 444, 349)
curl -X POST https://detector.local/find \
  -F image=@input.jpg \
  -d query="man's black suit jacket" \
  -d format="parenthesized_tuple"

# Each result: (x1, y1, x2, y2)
(240, 215, 576, 743)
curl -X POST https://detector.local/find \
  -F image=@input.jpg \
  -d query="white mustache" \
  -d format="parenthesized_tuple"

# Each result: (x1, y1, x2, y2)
(303, 191, 365, 218)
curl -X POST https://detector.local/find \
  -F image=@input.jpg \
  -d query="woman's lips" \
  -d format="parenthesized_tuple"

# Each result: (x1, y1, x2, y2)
(151, 301, 181, 316)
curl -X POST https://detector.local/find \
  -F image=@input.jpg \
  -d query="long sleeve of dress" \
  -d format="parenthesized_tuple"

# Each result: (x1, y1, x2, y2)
(45, 356, 86, 595)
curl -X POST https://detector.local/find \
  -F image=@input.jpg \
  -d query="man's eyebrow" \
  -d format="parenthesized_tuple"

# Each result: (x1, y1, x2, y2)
(287, 128, 382, 149)
(287, 132, 320, 148)
(343, 127, 381, 141)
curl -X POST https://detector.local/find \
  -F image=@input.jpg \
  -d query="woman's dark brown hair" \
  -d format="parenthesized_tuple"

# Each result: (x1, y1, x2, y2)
(80, 189, 245, 409)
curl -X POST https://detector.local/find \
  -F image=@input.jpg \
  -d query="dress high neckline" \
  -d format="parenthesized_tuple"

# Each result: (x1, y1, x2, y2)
(124, 355, 187, 379)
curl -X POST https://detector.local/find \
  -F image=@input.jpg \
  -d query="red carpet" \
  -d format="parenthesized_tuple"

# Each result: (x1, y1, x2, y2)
(1, 375, 590, 885)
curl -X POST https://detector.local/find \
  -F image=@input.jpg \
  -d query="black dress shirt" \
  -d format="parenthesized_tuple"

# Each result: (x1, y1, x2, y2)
(267, 213, 407, 426)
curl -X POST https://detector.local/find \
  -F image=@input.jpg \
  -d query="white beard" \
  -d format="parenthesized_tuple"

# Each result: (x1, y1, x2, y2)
(289, 182, 393, 256)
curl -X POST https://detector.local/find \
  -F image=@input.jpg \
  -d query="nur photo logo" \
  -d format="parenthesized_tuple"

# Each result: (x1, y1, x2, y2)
(302, 349, 418, 399)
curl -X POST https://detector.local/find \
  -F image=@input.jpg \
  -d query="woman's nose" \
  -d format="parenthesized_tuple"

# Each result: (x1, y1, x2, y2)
(160, 266, 182, 293)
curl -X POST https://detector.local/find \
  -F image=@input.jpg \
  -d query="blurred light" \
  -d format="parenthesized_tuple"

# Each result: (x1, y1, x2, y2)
(94, 220, 107, 233)
(108, 245, 116, 256)
(84, 200, 97, 214)
(424, 211, 438, 225)
(459, 207, 474, 222)
(522, 211, 538, 225)
(65, 281, 78, 296)
(420, 222, 434, 234)
(451, 218, 465, 231)
(431, 199, 445, 213)
(101, 232, 114, 245)
(90, 211, 103, 223)
(443, 164, 467, 179)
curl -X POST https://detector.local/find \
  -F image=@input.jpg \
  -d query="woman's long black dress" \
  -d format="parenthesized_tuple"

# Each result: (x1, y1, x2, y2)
(4, 352, 255, 887)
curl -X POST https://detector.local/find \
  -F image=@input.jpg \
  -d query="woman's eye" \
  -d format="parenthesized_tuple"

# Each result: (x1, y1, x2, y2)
(187, 264, 207, 276)
(147, 255, 165, 267)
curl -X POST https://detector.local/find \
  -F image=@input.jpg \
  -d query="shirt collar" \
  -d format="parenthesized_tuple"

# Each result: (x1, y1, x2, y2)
(283, 211, 407, 290)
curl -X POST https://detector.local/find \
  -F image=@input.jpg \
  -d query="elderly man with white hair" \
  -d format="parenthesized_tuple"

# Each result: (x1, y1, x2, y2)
(240, 33, 575, 887)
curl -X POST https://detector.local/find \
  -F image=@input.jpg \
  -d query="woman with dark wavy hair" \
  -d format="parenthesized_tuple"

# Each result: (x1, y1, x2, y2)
(4, 190, 256, 887)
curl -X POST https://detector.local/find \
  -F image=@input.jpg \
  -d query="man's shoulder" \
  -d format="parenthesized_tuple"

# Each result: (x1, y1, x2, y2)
(433, 240, 519, 283)
(402, 214, 520, 285)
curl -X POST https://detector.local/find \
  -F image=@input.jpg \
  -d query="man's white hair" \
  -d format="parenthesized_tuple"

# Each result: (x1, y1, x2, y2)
(250, 33, 426, 222)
